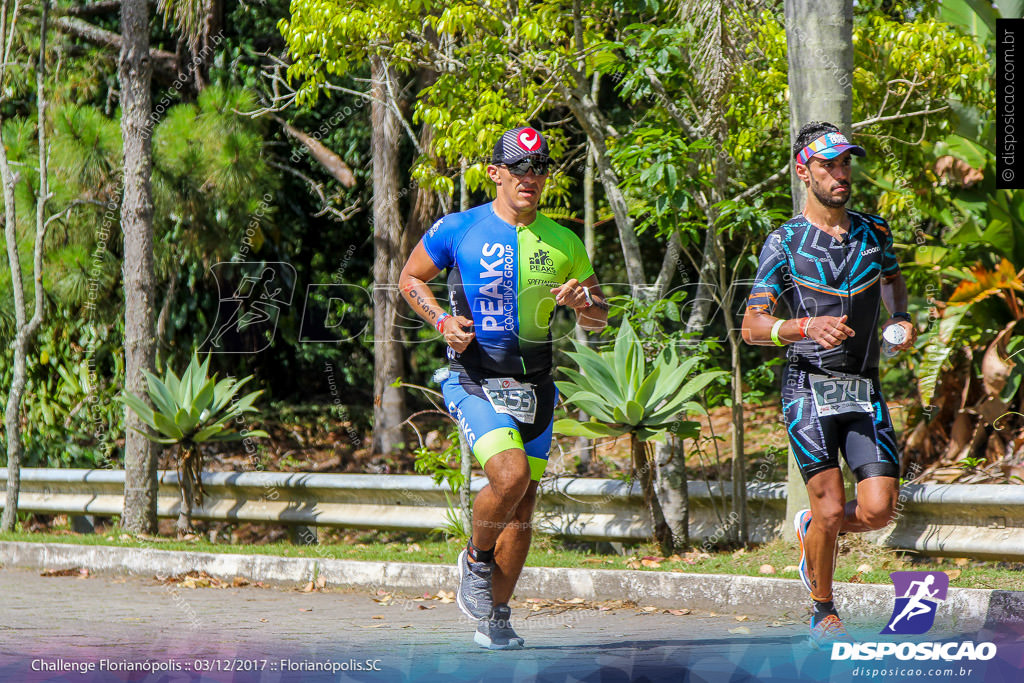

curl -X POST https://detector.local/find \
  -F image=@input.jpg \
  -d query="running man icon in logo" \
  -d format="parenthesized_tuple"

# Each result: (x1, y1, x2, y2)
(202, 262, 296, 354)
(881, 571, 949, 635)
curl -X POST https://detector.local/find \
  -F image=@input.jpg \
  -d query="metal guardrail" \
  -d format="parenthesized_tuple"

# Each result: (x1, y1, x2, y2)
(0, 469, 1021, 560)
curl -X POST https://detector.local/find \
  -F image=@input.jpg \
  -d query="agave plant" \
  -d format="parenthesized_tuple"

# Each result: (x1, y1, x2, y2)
(554, 318, 726, 554)
(121, 352, 268, 535)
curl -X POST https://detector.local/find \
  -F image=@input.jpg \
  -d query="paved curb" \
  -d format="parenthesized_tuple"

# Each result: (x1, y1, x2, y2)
(1, 541, 1020, 631)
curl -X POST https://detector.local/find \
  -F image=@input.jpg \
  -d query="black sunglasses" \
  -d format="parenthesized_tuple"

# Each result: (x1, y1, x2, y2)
(503, 157, 551, 176)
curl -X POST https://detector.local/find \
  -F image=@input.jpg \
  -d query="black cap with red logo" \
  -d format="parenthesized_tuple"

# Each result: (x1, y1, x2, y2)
(491, 126, 550, 164)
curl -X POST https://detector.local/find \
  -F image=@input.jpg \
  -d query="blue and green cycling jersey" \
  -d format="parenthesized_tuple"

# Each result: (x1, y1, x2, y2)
(422, 203, 595, 378)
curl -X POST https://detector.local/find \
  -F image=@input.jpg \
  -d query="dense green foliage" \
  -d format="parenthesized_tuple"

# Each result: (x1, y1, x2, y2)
(0, 0, 1010, 480)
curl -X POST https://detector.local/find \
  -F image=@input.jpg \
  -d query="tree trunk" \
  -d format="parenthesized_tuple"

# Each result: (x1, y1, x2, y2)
(563, 85, 646, 287)
(573, 116, 598, 471)
(634, 437, 672, 556)
(785, 0, 854, 210)
(370, 55, 406, 456)
(654, 436, 688, 548)
(0, 130, 23, 532)
(684, 226, 720, 334)
(782, 0, 853, 538)
(728, 328, 747, 544)
(176, 448, 193, 536)
(120, 0, 158, 534)
(401, 121, 438, 258)
(1, 0, 51, 531)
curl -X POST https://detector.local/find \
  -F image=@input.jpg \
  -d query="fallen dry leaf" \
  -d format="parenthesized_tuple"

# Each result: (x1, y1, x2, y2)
(372, 615, 384, 620)
(768, 619, 800, 628)
(299, 608, 313, 612)
(857, 564, 873, 573)
(232, 577, 250, 588)
(728, 626, 752, 635)
(418, 604, 435, 610)
(160, 571, 226, 589)
(944, 569, 962, 580)
(667, 609, 691, 616)
(41, 567, 88, 577)
(954, 558, 970, 567)
(735, 615, 749, 622)
(641, 559, 662, 568)
(783, 565, 798, 573)
(759, 564, 775, 575)
(259, 618, 268, 623)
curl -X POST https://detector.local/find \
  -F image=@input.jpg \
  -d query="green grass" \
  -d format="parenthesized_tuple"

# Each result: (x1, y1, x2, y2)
(1, 528, 1021, 592)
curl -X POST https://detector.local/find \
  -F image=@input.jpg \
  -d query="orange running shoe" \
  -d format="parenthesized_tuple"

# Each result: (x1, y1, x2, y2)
(810, 613, 853, 649)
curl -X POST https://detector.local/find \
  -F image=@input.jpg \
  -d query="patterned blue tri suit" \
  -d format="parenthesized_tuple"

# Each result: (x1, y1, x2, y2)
(422, 203, 595, 480)
(746, 211, 901, 482)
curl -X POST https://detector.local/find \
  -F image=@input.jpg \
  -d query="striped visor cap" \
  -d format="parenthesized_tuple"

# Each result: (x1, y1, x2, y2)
(797, 131, 866, 165)
(492, 127, 550, 164)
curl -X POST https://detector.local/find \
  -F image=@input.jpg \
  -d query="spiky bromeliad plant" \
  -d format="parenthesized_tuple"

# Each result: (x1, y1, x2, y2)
(121, 353, 268, 535)
(554, 318, 726, 555)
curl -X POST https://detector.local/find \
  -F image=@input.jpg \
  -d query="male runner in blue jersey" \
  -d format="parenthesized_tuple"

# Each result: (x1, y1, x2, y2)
(399, 126, 608, 649)
(741, 121, 917, 647)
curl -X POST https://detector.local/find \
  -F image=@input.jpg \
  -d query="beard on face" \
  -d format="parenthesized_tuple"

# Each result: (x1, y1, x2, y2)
(810, 177, 850, 208)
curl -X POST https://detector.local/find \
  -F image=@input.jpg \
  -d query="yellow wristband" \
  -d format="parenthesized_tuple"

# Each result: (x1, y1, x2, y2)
(770, 319, 787, 347)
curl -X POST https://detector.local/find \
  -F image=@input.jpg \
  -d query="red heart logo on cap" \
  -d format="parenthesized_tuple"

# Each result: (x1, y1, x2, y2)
(517, 128, 541, 151)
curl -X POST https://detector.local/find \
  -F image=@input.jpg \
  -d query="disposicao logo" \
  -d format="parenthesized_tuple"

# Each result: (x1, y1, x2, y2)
(830, 571, 997, 662)
(882, 571, 948, 635)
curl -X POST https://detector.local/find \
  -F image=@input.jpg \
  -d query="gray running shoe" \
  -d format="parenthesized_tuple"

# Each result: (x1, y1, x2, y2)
(474, 604, 524, 650)
(456, 547, 493, 620)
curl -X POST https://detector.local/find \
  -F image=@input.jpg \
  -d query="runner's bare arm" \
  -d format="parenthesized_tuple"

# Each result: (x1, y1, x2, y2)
(741, 309, 854, 350)
(399, 242, 475, 352)
(880, 271, 909, 316)
(880, 272, 917, 351)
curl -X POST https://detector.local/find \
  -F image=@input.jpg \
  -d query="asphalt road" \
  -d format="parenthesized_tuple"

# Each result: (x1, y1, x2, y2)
(0, 567, 1019, 683)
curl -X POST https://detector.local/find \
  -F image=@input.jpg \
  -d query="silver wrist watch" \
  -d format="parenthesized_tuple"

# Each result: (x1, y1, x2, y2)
(581, 285, 594, 308)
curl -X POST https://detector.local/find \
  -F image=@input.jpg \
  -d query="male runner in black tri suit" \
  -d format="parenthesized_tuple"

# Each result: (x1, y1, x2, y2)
(741, 121, 917, 647)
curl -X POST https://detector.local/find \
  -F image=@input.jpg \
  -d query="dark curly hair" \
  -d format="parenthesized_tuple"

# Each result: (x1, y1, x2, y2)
(792, 121, 842, 160)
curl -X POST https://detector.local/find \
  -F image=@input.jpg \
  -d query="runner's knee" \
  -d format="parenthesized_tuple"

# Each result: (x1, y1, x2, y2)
(812, 500, 845, 533)
(487, 458, 531, 506)
(858, 500, 895, 530)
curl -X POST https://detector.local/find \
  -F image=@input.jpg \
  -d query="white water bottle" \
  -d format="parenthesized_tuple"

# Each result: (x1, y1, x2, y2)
(882, 324, 907, 357)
